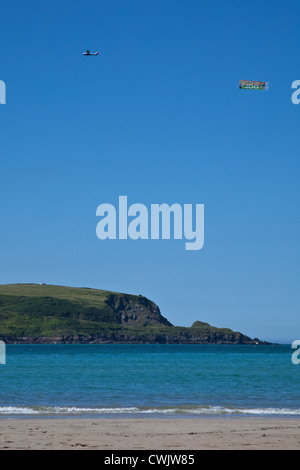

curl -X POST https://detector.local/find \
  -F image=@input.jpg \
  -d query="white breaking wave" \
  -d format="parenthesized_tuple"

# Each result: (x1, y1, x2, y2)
(1, 405, 300, 416)
(0, 406, 40, 415)
(182, 406, 300, 416)
(0, 406, 139, 415)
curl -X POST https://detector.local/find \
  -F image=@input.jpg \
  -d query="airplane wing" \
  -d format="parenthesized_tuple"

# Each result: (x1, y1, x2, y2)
(82, 50, 98, 56)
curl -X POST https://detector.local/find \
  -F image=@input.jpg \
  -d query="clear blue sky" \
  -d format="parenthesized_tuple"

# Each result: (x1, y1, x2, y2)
(0, 0, 299, 343)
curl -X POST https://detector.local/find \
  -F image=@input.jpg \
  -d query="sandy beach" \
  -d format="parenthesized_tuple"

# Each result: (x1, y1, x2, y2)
(0, 417, 300, 450)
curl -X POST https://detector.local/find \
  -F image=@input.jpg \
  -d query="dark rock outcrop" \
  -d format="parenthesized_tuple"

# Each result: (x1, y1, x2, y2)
(105, 294, 172, 327)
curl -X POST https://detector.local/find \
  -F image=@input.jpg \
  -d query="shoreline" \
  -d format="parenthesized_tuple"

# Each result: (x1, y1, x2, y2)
(1, 413, 300, 420)
(1, 417, 300, 449)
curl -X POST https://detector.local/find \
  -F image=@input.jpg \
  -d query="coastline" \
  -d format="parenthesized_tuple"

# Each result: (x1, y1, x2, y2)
(1, 417, 300, 450)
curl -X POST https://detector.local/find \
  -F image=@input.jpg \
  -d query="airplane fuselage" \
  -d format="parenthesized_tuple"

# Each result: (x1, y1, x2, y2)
(83, 51, 99, 56)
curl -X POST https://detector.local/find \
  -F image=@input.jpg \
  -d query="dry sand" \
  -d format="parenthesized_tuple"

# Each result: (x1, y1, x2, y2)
(0, 417, 300, 450)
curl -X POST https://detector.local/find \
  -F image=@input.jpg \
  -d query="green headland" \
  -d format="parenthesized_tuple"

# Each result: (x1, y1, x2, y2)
(0, 283, 269, 344)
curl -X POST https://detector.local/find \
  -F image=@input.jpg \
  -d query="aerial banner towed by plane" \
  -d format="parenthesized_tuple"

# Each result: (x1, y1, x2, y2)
(239, 80, 269, 90)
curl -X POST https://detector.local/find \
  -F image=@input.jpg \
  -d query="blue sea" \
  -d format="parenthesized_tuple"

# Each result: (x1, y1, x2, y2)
(0, 344, 299, 419)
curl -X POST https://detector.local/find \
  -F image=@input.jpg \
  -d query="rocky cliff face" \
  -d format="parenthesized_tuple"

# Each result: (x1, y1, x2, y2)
(105, 294, 173, 327)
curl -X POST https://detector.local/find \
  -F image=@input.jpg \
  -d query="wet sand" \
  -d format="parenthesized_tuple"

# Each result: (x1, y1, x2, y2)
(1, 417, 300, 450)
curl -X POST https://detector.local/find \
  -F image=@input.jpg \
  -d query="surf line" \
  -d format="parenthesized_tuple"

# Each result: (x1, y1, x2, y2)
(96, 196, 204, 251)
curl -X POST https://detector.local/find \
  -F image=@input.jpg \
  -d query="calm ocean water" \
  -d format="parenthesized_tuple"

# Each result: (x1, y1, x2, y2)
(0, 344, 299, 418)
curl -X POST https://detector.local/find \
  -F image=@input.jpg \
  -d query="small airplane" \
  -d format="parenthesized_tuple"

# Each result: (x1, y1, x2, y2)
(83, 49, 99, 57)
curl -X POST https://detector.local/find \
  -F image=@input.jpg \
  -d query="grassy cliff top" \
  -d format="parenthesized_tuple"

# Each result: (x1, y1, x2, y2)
(0, 283, 125, 304)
